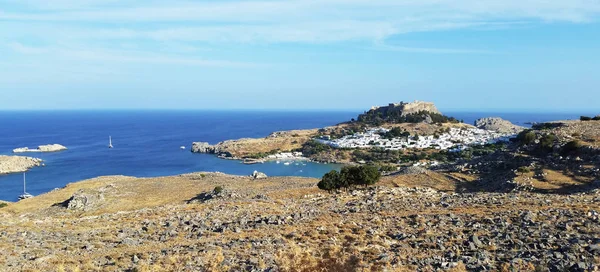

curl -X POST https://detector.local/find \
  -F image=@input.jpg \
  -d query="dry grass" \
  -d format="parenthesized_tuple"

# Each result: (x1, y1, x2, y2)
(1, 172, 318, 216)
(515, 168, 595, 192)
(2, 168, 600, 271)
(215, 129, 318, 157)
(381, 171, 457, 192)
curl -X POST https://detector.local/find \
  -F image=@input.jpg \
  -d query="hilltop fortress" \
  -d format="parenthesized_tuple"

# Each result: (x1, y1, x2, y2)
(367, 101, 441, 117)
(358, 100, 446, 124)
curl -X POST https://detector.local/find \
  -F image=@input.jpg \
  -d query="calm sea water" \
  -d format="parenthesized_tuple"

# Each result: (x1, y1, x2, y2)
(0, 110, 589, 201)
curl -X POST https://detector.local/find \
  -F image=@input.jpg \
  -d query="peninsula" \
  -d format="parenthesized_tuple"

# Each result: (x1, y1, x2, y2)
(191, 100, 520, 164)
(0, 155, 43, 175)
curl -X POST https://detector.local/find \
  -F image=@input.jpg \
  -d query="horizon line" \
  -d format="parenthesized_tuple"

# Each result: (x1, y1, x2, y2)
(0, 108, 597, 114)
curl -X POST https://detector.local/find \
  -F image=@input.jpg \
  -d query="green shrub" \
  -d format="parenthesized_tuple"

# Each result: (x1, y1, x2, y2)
(213, 186, 223, 194)
(517, 130, 536, 145)
(581, 116, 592, 121)
(0, 203, 7, 209)
(561, 140, 582, 155)
(594, 116, 600, 121)
(301, 140, 332, 157)
(539, 134, 558, 150)
(517, 166, 531, 174)
(358, 109, 459, 124)
(200, 173, 206, 178)
(317, 170, 342, 192)
(317, 165, 381, 192)
(378, 164, 397, 172)
(380, 127, 410, 139)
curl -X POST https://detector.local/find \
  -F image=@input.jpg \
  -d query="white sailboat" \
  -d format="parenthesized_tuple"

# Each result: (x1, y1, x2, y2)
(109, 136, 113, 148)
(18, 173, 33, 200)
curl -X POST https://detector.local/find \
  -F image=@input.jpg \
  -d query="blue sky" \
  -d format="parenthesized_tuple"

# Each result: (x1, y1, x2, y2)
(1, 0, 599, 112)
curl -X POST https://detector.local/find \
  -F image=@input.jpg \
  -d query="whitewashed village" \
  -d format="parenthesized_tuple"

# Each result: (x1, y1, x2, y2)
(315, 127, 515, 152)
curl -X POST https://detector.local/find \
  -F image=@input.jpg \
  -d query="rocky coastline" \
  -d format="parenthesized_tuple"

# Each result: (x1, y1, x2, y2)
(0, 155, 43, 175)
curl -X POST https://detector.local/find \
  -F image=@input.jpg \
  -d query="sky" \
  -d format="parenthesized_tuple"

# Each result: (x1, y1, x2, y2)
(1, 0, 599, 112)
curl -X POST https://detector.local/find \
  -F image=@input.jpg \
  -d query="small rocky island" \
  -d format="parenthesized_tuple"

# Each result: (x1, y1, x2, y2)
(0, 155, 43, 175)
(13, 144, 67, 153)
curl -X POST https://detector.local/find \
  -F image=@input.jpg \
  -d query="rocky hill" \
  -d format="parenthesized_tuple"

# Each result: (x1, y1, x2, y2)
(474, 117, 524, 134)
(0, 155, 42, 175)
(1, 172, 599, 271)
(357, 101, 458, 124)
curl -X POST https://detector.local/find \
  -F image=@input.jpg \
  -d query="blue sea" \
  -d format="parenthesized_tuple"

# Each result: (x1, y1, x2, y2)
(0, 110, 589, 201)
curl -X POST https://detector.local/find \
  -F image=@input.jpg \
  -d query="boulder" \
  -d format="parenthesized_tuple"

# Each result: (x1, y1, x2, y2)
(66, 190, 104, 211)
(252, 170, 268, 179)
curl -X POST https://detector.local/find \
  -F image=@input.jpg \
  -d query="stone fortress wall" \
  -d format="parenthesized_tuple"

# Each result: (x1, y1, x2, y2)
(369, 100, 441, 116)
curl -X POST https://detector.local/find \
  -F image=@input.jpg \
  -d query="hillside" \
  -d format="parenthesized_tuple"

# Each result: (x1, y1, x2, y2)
(1, 172, 600, 271)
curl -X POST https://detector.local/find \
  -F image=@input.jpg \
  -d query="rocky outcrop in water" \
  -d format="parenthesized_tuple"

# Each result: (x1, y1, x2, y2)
(190, 142, 228, 156)
(13, 144, 67, 153)
(475, 117, 524, 134)
(0, 155, 43, 175)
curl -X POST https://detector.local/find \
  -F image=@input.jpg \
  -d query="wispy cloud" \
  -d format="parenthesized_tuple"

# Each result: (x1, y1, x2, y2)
(373, 43, 497, 54)
(0, 0, 599, 66)
(5, 42, 48, 54)
(3, 42, 261, 68)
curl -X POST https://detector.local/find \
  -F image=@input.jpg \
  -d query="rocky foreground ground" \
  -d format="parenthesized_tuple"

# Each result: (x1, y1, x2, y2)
(1, 172, 599, 271)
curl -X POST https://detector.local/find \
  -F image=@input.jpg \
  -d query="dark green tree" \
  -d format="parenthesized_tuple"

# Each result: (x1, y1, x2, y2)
(318, 170, 342, 192)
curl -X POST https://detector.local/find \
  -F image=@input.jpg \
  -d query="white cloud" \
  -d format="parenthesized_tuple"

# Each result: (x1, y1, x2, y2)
(0, 0, 599, 55)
